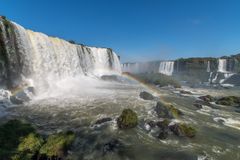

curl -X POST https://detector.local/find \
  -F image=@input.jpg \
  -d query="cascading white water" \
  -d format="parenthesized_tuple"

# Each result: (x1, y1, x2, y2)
(218, 59, 227, 73)
(207, 61, 210, 72)
(121, 62, 159, 74)
(1, 21, 122, 92)
(158, 61, 174, 76)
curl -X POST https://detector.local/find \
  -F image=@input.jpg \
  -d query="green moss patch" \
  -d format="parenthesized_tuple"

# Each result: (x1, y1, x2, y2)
(117, 109, 138, 129)
(216, 96, 240, 106)
(0, 120, 76, 160)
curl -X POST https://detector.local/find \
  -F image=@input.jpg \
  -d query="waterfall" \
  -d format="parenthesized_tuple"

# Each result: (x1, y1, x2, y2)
(158, 61, 174, 76)
(0, 19, 121, 91)
(207, 61, 210, 72)
(218, 59, 227, 72)
(121, 61, 159, 74)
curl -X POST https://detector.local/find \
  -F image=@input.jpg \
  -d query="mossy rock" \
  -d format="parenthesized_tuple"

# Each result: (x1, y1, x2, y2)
(0, 120, 37, 160)
(170, 123, 196, 138)
(11, 133, 44, 160)
(39, 131, 76, 159)
(155, 101, 182, 119)
(216, 96, 240, 106)
(117, 109, 138, 129)
(199, 95, 215, 102)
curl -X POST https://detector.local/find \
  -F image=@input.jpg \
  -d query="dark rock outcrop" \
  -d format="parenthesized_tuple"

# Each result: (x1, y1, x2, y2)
(155, 101, 183, 119)
(95, 117, 112, 125)
(216, 96, 240, 106)
(199, 95, 215, 102)
(169, 123, 196, 138)
(139, 91, 155, 100)
(10, 87, 35, 104)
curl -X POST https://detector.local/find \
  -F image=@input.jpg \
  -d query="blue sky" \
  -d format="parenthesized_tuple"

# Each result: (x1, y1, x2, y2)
(1, 0, 240, 62)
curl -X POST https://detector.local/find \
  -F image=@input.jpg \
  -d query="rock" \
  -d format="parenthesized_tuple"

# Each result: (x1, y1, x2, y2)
(193, 103, 203, 109)
(147, 120, 156, 128)
(216, 96, 240, 106)
(169, 123, 196, 138)
(157, 130, 168, 140)
(179, 90, 192, 95)
(139, 91, 155, 100)
(155, 101, 183, 119)
(194, 100, 219, 109)
(39, 131, 75, 159)
(10, 87, 35, 104)
(117, 109, 138, 129)
(199, 95, 215, 102)
(95, 117, 112, 125)
(103, 139, 122, 155)
(156, 119, 170, 131)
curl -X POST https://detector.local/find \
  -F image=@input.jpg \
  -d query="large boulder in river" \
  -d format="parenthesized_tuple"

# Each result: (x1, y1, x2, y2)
(216, 96, 240, 106)
(117, 109, 138, 129)
(139, 91, 155, 100)
(10, 87, 35, 104)
(198, 95, 215, 102)
(169, 123, 196, 138)
(155, 101, 183, 119)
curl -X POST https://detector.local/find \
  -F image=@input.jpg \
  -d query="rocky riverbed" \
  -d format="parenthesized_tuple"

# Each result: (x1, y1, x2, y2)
(0, 77, 240, 160)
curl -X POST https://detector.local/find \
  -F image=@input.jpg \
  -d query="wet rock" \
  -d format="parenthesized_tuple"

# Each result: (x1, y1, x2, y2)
(194, 100, 219, 109)
(157, 130, 168, 140)
(10, 87, 35, 104)
(155, 101, 183, 119)
(139, 91, 155, 100)
(216, 96, 240, 106)
(147, 120, 156, 128)
(95, 117, 112, 125)
(179, 90, 192, 95)
(193, 103, 203, 109)
(199, 95, 215, 102)
(169, 123, 196, 138)
(156, 119, 170, 131)
(103, 139, 122, 155)
(117, 109, 138, 129)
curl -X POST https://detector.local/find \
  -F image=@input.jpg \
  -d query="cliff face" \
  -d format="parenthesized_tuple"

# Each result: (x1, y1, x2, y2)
(0, 17, 121, 89)
(122, 55, 240, 85)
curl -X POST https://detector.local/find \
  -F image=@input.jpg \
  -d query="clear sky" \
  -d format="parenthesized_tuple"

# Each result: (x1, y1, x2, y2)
(1, 0, 240, 62)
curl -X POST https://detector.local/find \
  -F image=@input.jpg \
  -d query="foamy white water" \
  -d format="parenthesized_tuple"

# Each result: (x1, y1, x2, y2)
(1, 21, 122, 93)
(158, 61, 174, 76)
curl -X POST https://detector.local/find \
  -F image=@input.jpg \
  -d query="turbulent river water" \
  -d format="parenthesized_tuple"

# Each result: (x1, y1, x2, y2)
(1, 76, 240, 160)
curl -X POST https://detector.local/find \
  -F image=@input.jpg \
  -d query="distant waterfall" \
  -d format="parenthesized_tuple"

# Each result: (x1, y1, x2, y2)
(158, 61, 174, 76)
(121, 61, 159, 74)
(218, 59, 227, 72)
(0, 19, 121, 90)
(207, 61, 210, 72)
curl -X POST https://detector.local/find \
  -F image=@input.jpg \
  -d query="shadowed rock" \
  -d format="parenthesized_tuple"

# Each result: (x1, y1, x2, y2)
(139, 91, 155, 100)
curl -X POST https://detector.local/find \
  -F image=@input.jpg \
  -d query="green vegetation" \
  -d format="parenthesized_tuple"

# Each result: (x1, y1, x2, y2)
(155, 101, 182, 119)
(117, 109, 138, 129)
(179, 123, 196, 138)
(134, 73, 181, 88)
(216, 96, 240, 106)
(0, 120, 76, 160)
(40, 131, 75, 159)
(0, 120, 36, 160)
